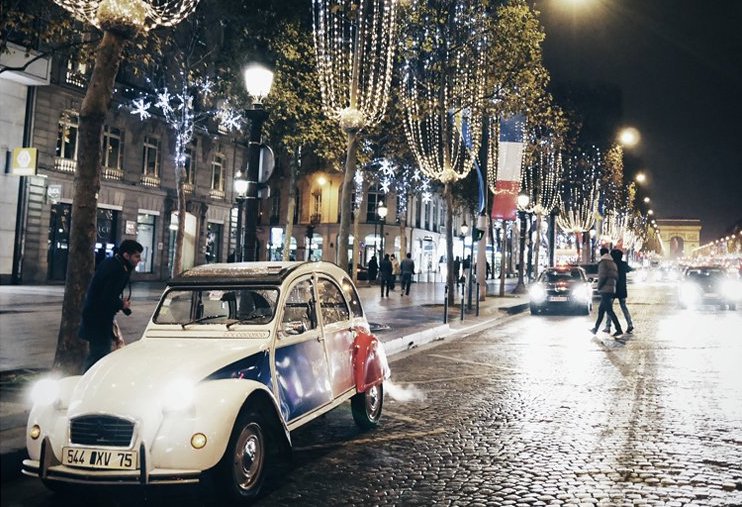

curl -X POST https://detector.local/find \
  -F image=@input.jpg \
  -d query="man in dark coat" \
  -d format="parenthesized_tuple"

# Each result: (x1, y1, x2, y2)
(378, 254, 393, 298)
(590, 247, 622, 337)
(367, 255, 378, 283)
(80, 239, 143, 372)
(603, 249, 634, 334)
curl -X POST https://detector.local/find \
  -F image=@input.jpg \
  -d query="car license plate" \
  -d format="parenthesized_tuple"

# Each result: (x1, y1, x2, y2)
(62, 447, 138, 470)
(548, 296, 569, 302)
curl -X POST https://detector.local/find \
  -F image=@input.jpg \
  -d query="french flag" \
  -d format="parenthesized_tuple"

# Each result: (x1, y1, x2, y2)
(491, 114, 525, 221)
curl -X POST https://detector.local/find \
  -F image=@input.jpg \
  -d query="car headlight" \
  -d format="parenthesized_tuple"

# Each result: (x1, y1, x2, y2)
(721, 280, 742, 300)
(161, 378, 195, 412)
(30, 378, 60, 406)
(529, 285, 547, 303)
(679, 283, 701, 305)
(572, 285, 591, 302)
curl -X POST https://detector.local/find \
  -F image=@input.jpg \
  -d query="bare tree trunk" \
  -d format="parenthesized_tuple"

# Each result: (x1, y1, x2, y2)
(445, 183, 455, 305)
(173, 169, 186, 276)
(337, 131, 358, 274)
(399, 217, 408, 257)
(476, 215, 487, 301)
(352, 202, 361, 284)
(282, 150, 299, 261)
(53, 30, 127, 374)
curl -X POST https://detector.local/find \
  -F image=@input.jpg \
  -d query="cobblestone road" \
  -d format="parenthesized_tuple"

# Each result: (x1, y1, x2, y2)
(3, 283, 741, 506)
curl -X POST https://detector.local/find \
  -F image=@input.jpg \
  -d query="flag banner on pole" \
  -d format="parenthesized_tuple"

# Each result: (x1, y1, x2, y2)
(460, 112, 486, 214)
(492, 114, 525, 221)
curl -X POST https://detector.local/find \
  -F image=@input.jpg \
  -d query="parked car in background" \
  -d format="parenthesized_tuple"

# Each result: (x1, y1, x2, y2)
(678, 265, 739, 310)
(23, 262, 390, 503)
(529, 266, 593, 315)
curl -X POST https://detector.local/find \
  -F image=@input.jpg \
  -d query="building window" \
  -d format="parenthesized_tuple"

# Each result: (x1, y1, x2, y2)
(415, 197, 422, 228)
(424, 200, 431, 230)
(270, 192, 281, 225)
(65, 59, 87, 88)
(211, 153, 225, 192)
(102, 125, 123, 179)
(184, 144, 196, 185)
(141, 136, 160, 186)
(136, 213, 156, 273)
(294, 190, 301, 224)
(311, 191, 322, 223)
(55, 111, 78, 173)
(366, 182, 382, 223)
(433, 199, 439, 232)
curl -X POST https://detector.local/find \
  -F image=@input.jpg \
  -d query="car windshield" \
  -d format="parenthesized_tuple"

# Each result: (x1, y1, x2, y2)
(541, 270, 583, 283)
(686, 269, 725, 280)
(154, 287, 279, 326)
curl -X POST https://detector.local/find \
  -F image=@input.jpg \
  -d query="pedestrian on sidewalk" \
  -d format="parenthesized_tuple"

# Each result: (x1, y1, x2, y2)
(80, 239, 143, 372)
(454, 256, 461, 286)
(590, 246, 622, 337)
(603, 248, 635, 334)
(379, 254, 393, 298)
(390, 254, 401, 290)
(400, 253, 415, 296)
(367, 255, 378, 284)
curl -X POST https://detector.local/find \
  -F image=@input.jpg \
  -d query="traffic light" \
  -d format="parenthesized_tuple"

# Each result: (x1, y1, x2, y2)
(472, 227, 484, 242)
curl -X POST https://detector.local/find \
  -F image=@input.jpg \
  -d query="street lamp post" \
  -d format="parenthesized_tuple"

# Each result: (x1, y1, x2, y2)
(512, 193, 530, 294)
(377, 201, 388, 256)
(233, 171, 248, 261)
(242, 64, 273, 262)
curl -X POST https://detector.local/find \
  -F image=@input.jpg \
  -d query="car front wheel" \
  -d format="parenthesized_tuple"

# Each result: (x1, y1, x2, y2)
(218, 410, 269, 503)
(352, 383, 383, 430)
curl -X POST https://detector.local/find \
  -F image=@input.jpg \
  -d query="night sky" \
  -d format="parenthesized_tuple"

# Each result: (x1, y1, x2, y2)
(537, 0, 742, 242)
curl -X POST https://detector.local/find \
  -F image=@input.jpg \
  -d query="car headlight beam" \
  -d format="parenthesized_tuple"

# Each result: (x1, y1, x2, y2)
(162, 378, 195, 412)
(529, 285, 547, 303)
(30, 378, 61, 407)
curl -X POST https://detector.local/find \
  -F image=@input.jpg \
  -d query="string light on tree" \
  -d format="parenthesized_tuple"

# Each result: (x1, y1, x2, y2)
(55, 0, 199, 34)
(312, 0, 400, 273)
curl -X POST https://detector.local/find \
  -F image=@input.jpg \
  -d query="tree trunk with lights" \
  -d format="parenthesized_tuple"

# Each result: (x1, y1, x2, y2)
(352, 198, 362, 284)
(172, 166, 187, 276)
(53, 30, 127, 373)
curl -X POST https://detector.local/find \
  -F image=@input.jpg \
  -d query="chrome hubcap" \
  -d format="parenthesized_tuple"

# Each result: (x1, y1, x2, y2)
(233, 423, 263, 491)
(366, 385, 381, 419)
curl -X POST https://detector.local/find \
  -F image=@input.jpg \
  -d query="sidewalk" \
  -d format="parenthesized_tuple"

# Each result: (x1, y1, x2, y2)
(0, 277, 527, 481)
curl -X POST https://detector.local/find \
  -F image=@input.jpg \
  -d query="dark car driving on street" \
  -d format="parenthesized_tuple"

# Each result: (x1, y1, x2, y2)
(678, 266, 739, 310)
(529, 266, 593, 315)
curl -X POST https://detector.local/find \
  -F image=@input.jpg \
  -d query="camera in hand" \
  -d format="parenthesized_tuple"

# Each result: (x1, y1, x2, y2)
(122, 307, 132, 316)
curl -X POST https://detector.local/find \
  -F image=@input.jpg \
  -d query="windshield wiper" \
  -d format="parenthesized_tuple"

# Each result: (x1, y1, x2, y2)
(225, 313, 268, 329)
(181, 315, 225, 329)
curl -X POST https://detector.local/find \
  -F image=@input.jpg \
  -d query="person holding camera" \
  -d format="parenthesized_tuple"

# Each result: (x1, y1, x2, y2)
(80, 239, 143, 372)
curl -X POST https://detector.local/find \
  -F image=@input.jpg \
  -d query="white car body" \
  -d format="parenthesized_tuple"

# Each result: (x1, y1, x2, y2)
(23, 262, 389, 500)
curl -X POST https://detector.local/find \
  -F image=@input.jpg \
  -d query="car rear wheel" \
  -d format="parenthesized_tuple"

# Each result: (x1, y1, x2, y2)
(530, 305, 540, 315)
(352, 383, 383, 430)
(218, 410, 269, 503)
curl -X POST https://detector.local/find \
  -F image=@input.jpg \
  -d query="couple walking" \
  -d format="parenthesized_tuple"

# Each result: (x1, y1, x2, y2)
(590, 247, 634, 338)
(379, 253, 415, 297)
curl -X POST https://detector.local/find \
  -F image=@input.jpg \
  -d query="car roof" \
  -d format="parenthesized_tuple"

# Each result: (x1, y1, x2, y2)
(168, 261, 347, 287)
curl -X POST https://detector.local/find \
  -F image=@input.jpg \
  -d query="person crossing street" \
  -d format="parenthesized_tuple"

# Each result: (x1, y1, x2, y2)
(589, 247, 623, 337)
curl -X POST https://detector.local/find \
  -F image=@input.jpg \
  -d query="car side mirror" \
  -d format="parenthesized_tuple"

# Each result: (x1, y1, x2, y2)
(282, 321, 306, 336)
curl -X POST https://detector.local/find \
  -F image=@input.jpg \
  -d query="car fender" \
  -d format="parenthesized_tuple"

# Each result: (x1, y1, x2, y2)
(26, 376, 82, 461)
(151, 379, 288, 471)
(352, 329, 391, 393)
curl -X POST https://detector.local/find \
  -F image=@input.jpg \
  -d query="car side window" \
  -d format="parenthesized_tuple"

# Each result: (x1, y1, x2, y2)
(281, 279, 317, 334)
(317, 278, 350, 325)
(341, 278, 364, 318)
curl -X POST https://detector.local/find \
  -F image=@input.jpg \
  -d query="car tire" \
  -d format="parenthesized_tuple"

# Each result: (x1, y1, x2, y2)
(351, 383, 383, 430)
(217, 410, 269, 503)
(581, 303, 591, 315)
(729, 303, 737, 311)
(530, 305, 539, 315)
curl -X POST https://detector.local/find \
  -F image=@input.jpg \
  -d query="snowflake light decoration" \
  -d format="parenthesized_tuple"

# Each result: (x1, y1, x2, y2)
(380, 178, 391, 194)
(130, 97, 151, 119)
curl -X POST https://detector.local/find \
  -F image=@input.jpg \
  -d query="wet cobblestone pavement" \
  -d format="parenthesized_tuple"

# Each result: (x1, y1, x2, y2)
(2, 283, 740, 506)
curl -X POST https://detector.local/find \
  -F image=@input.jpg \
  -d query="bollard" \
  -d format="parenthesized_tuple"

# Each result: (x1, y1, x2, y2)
(460, 282, 465, 321)
(476, 282, 480, 316)
(443, 284, 449, 324)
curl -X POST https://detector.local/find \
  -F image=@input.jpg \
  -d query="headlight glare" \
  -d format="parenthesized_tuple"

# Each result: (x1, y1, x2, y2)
(162, 378, 195, 412)
(30, 378, 60, 406)
(529, 285, 547, 303)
